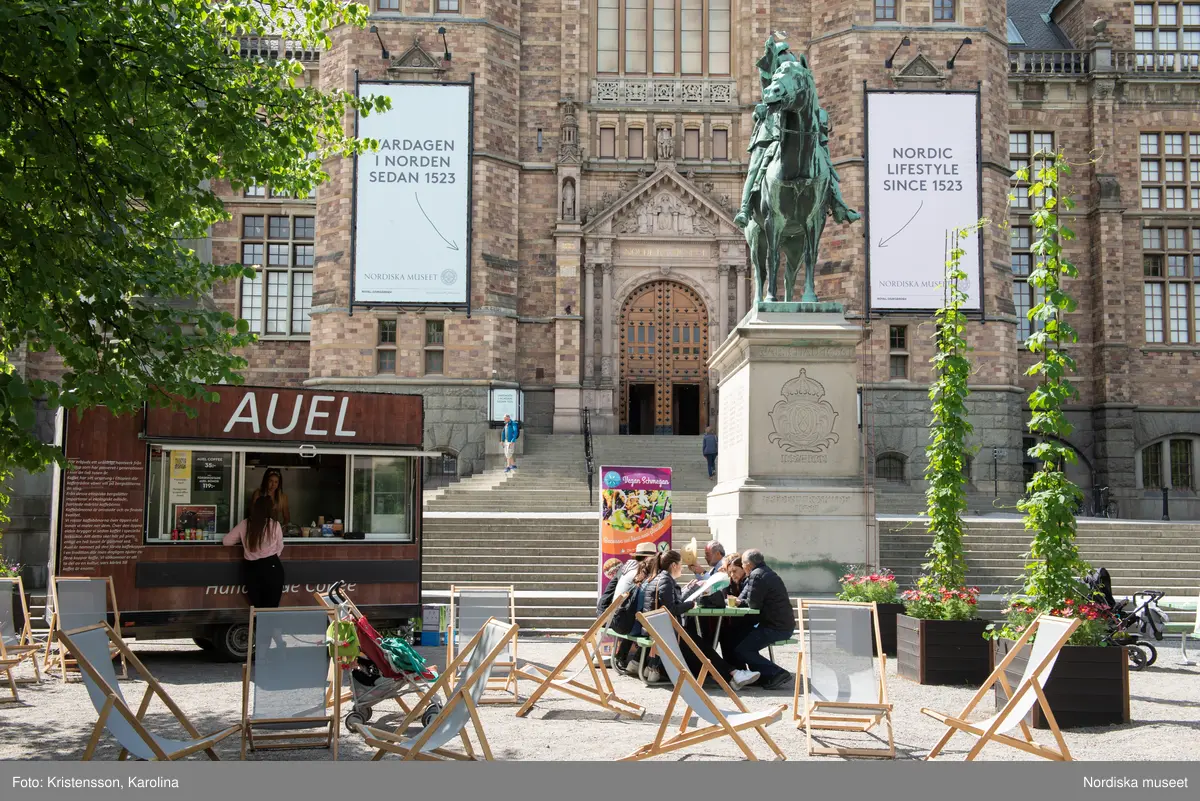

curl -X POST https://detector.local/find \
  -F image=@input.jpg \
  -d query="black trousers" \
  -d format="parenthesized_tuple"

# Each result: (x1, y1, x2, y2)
(245, 555, 285, 608)
(682, 636, 736, 682)
(718, 615, 755, 671)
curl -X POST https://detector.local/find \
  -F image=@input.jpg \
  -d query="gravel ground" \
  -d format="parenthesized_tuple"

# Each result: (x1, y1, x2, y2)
(1, 637, 1198, 761)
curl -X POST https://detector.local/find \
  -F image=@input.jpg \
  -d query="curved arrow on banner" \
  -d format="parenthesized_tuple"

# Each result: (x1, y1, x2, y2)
(415, 193, 460, 251)
(877, 199, 924, 249)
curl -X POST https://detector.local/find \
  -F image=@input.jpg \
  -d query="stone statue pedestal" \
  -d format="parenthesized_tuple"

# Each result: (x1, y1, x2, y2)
(706, 304, 876, 593)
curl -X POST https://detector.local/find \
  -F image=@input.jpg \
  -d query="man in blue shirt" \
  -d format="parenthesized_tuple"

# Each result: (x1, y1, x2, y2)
(501, 414, 520, 472)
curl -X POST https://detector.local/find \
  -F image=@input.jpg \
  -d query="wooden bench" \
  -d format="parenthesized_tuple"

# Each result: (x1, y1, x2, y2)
(1157, 594, 1199, 665)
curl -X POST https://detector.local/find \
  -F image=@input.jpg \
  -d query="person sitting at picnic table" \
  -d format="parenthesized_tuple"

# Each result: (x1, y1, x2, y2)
(715, 553, 754, 669)
(688, 540, 726, 579)
(643, 549, 760, 690)
(727, 549, 795, 690)
(605, 542, 659, 673)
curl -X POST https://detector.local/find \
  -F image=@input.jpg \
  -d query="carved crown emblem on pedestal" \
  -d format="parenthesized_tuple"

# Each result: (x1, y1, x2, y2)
(768, 369, 839, 454)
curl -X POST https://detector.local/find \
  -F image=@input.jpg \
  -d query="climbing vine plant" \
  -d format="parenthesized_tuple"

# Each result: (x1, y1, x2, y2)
(919, 228, 976, 592)
(1014, 150, 1090, 609)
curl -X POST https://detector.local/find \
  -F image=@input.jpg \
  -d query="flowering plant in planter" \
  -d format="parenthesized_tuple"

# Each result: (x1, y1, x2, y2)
(901, 586, 980, 621)
(0, 560, 19, 578)
(837, 568, 900, 604)
(988, 598, 1110, 647)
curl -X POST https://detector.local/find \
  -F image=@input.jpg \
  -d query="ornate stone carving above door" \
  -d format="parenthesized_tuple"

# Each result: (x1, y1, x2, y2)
(614, 191, 716, 236)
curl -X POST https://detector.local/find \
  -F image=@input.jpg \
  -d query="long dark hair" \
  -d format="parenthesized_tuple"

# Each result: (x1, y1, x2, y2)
(634, 555, 658, 584)
(245, 495, 275, 553)
(657, 549, 682, 575)
(259, 468, 283, 499)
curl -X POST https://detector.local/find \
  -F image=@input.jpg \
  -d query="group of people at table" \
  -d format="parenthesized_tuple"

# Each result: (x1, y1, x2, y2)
(597, 541, 795, 691)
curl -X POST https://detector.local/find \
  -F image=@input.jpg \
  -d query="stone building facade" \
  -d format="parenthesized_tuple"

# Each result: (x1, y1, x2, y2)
(9, 0, 1200, 549)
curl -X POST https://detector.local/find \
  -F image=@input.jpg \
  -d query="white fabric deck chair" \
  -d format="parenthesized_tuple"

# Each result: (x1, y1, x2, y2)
(1, 576, 42, 698)
(792, 600, 894, 758)
(447, 585, 527, 703)
(57, 623, 240, 760)
(241, 607, 339, 759)
(354, 618, 519, 761)
(922, 614, 1082, 761)
(623, 609, 787, 761)
(516, 591, 645, 720)
(46, 576, 125, 680)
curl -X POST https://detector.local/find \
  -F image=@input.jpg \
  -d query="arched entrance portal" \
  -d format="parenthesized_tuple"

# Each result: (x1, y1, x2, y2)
(619, 281, 709, 435)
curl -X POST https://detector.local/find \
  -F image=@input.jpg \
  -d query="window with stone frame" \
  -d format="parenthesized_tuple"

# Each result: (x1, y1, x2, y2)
(425, 319, 445, 375)
(933, 0, 956, 21)
(628, 127, 644, 159)
(1139, 437, 1196, 489)
(244, 182, 266, 198)
(239, 214, 314, 337)
(1171, 438, 1195, 489)
(1141, 226, 1200, 344)
(888, 325, 909, 379)
(712, 128, 728, 160)
(1139, 132, 1200, 211)
(599, 126, 616, 158)
(377, 0, 399, 9)
(1011, 225, 1045, 343)
(437, 0, 460, 12)
(377, 319, 397, 374)
(1133, 3, 1200, 69)
(1009, 131, 1055, 209)
(683, 128, 700, 160)
(595, 0, 730, 75)
(875, 453, 906, 483)
(875, 0, 898, 20)
(1143, 441, 1164, 488)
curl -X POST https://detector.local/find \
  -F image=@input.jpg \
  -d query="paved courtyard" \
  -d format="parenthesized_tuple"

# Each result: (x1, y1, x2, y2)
(1, 637, 1198, 761)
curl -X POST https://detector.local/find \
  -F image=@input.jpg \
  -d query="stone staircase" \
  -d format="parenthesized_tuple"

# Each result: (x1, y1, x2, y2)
(421, 432, 719, 631)
(881, 517, 1200, 624)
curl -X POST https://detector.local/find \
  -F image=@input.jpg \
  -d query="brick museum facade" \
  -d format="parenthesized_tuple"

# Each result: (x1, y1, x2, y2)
(9, 0, 1200, 544)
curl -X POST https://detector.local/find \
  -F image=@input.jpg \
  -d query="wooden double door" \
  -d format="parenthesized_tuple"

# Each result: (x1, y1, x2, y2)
(619, 280, 709, 435)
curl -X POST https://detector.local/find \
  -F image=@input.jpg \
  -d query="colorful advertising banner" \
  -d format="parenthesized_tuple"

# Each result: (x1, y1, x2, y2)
(598, 465, 673, 591)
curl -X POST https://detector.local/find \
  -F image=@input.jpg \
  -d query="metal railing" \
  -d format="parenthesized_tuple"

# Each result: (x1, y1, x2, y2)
(583, 406, 596, 506)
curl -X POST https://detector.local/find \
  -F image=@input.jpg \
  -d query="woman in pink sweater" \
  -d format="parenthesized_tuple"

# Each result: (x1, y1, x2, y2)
(223, 495, 286, 608)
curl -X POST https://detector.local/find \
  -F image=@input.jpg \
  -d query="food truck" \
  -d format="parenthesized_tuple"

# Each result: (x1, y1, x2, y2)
(49, 385, 426, 661)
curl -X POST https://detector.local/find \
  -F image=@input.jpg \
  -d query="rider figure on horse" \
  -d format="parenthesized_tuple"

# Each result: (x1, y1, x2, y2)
(734, 36, 859, 230)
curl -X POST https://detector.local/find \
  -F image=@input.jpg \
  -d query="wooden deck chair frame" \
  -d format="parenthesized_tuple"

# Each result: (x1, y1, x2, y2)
(515, 592, 645, 720)
(241, 606, 340, 760)
(355, 619, 519, 761)
(447, 585, 531, 704)
(58, 623, 240, 760)
(921, 614, 1082, 762)
(623, 609, 787, 762)
(790, 599, 894, 759)
(45, 576, 126, 681)
(1, 576, 42, 694)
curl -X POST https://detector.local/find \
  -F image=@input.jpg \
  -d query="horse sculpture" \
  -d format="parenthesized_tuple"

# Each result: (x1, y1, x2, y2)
(746, 58, 857, 303)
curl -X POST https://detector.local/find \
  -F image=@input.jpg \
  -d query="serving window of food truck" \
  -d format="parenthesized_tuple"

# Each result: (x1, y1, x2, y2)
(52, 385, 427, 661)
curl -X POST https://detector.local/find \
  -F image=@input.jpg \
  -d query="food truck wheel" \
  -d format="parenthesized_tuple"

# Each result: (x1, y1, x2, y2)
(213, 623, 250, 662)
(193, 637, 215, 652)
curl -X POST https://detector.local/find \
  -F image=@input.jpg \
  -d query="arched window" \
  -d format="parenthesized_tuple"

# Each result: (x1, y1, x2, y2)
(1138, 437, 1196, 490)
(875, 453, 906, 483)
(596, 0, 731, 75)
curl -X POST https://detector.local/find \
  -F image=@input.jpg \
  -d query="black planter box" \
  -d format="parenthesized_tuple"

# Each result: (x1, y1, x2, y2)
(875, 602, 904, 657)
(896, 615, 992, 685)
(993, 638, 1130, 729)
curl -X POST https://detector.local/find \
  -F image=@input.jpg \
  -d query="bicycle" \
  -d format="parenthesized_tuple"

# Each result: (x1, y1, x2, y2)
(1086, 486, 1118, 518)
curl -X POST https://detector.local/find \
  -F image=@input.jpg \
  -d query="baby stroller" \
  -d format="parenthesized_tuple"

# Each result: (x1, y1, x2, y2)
(1085, 568, 1166, 669)
(322, 581, 443, 732)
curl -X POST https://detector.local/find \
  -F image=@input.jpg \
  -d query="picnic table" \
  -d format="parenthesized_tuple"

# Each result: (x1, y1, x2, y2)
(684, 605, 757, 643)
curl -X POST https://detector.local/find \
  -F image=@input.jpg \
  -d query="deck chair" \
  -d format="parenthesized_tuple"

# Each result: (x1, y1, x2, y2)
(242, 607, 339, 759)
(791, 600, 894, 758)
(57, 623, 240, 760)
(1, 576, 42, 696)
(447, 585, 528, 703)
(622, 609, 787, 761)
(515, 592, 645, 720)
(354, 618, 519, 761)
(922, 614, 1082, 761)
(45, 576, 126, 680)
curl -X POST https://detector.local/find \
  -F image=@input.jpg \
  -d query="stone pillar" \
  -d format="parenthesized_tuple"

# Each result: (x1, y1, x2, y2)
(583, 262, 596, 385)
(601, 263, 614, 386)
(718, 265, 730, 340)
(735, 266, 747, 322)
(707, 307, 874, 593)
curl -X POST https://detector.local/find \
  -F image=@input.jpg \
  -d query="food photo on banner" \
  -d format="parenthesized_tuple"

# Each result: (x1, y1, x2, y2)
(598, 465, 673, 582)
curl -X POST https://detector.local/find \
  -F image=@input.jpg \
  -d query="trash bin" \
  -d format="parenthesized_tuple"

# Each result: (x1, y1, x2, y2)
(420, 604, 447, 647)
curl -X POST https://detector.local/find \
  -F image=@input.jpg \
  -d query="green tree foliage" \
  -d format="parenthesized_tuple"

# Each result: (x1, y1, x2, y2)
(0, 1, 388, 519)
(1014, 150, 1090, 608)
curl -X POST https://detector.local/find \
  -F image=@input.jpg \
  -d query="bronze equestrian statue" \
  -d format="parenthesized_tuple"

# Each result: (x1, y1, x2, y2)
(736, 36, 860, 304)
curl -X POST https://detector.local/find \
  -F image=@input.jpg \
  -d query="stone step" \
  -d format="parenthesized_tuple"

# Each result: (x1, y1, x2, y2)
(423, 579, 597, 592)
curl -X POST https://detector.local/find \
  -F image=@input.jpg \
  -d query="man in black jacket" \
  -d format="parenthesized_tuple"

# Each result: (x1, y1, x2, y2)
(729, 549, 795, 689)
